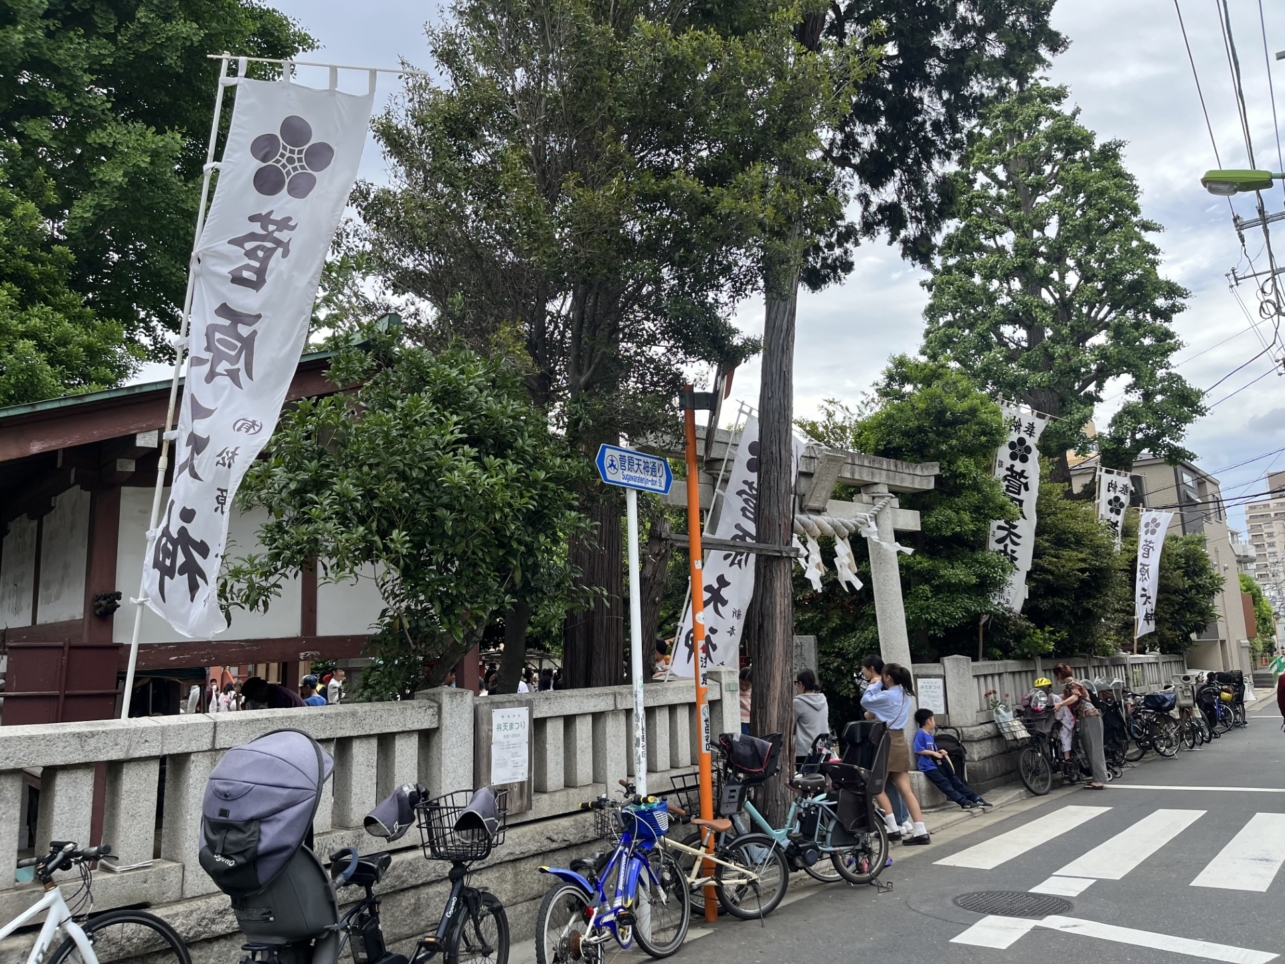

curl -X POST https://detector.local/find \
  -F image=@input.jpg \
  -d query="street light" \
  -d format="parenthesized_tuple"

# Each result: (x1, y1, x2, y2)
(1201, 169, 1285, 196)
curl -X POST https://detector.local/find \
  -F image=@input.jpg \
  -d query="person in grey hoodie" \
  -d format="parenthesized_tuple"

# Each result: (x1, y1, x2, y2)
(793, 669, 830, 765)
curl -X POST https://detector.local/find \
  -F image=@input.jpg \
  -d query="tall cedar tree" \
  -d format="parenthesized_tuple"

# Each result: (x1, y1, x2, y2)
(357, 0, 857, 688)
(922, 84, 1204, 479)
(748, 0, 1062, 821)
(0, 0, 314, 367)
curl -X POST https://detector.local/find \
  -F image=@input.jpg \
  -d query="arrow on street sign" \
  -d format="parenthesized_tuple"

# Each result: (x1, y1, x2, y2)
(595, 444, 673, 495)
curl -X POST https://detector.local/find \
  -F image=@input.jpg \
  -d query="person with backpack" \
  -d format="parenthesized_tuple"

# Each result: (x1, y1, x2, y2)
(1052, 662, 1106, 789)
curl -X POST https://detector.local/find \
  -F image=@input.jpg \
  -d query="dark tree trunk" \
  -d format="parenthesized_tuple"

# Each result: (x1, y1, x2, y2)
(640, 515, 672, 651)
(749, 270, 800, 826)
(498, 600, 534, 693)
(563, 490, 625, 688)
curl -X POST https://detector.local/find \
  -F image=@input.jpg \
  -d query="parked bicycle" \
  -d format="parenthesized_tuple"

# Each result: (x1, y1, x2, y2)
(1125, 691, 1179, 759)
(202, 729, 510, 964)
(535, 791, 691, 964)
(0, 840, 190, 964)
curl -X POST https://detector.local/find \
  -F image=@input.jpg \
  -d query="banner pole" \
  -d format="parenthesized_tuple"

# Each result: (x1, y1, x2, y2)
(682, 386, 718, 922)
(121, 54, 235, 719)
(625, 487, 648, 798)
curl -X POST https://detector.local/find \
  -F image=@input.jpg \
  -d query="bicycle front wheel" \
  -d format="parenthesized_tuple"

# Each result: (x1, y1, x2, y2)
(831, 823, 889, 885)
(1179, 720, 1196, 751)
(633, 851, 690, 959)
(1018, 745, 1052, 796)
(535, 882, 592, 964)
(447, 889, 509, 964)
(50, 909, 190, 964)
(715, 833, 789, 920)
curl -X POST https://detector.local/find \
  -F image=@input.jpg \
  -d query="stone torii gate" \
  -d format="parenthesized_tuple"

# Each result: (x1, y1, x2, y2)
(659, 426, 940, 669)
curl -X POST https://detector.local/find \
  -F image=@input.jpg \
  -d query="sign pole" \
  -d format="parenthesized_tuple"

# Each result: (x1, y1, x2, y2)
(682, 386, 718, 923)
(625, 486, 648, 798)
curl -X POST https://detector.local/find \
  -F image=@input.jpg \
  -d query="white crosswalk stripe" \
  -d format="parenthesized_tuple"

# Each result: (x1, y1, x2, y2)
(934, 805, 1111, 869)
(1191, 812, 1285, 892)
(1055, 808, 1205, 880)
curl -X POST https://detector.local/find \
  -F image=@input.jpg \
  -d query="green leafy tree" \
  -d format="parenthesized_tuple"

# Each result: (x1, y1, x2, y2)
(0, 0, 313, 361)
(922, 84, 1203, 480)
(222, 334, 589, 695)
(0, 178, 139, 405)
(357, 0, 858, 688)
(794, 359, 1014, 701)
(1240, 573, 1277, 660)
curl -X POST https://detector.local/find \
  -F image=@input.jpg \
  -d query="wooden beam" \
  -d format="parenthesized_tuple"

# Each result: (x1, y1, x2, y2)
(664, 532, 801, 558)
(83, 486, 121, 646)
(121, 634, 369, 672)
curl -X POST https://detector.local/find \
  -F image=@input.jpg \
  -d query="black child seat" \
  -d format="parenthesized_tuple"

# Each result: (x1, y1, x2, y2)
(822, 720, 890, 839)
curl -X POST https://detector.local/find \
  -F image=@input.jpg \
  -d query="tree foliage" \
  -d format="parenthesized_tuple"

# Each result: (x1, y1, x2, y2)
(0, 178, 139, 405)
(795, 358, 1014, 689)
(0, 0, 313, 361)
(222, 335, 589, 694)
(922, 84, 1203, 477)
(1240, 573, 1277, 657)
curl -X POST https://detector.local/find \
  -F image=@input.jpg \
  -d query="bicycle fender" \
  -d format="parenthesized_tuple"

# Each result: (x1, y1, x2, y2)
(626, 855, 648, 893)
(538, 867, 593, 894)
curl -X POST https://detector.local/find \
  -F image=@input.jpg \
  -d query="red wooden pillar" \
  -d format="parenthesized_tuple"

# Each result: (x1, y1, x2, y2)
(454, 645, 481, 694)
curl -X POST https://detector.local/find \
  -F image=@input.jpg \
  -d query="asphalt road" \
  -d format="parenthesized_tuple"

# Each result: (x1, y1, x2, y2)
(669, 700, 1285, 964)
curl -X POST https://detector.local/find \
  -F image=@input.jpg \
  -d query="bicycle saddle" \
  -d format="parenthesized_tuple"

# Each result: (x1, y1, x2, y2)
(691, 817, 733, 833)
(789, 773, 827, 794)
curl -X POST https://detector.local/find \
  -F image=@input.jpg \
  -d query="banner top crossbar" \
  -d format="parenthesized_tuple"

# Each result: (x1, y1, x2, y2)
(207, 53, 430, 77)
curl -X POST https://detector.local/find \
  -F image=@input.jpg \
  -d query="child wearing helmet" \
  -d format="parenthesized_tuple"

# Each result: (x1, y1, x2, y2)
(1034, 676, 1075, 763)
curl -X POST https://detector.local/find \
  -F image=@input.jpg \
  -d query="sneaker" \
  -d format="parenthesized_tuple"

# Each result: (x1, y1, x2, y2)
(960, 800, 978, 810)
(977, 798, 994, 810)
(904, 833, 931, 846)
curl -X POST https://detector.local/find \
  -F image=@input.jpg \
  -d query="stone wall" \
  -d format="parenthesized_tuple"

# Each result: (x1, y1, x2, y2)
(0, 669, 739, 963)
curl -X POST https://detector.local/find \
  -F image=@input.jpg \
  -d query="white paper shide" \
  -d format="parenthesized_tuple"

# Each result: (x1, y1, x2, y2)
(1134, 510, 1174, 639)
(988, 402, 1050, 612)
(142, 78, 374, 637)
(1096, 466, 1133, 550)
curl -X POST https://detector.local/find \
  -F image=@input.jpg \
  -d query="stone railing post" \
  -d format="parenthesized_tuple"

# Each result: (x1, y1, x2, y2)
(0, 773, 23, 891)
(706, 667, 738, 744)
(35, 766, 95, 855)
(102, 758, 161, 867)
(563, 714, 594, 788)
(416, 685, 475, 794)
(942, 655, 981, 727)
(592, 710, 627, 789)
(333, 736, 379, 827)
(162, 750, 221, 899)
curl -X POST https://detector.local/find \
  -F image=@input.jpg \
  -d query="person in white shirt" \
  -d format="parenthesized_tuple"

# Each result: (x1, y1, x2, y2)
(327, 668, 346, 704)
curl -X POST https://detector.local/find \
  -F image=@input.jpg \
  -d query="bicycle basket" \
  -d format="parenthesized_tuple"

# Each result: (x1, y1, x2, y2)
(1143, 692, 1176, 712)
(623, 801, 669, 843)
(997, 718, 1031, 743)
(416, 787, 508, 862)
(594, 805, 623, 843)
(716, 732, 781, 786)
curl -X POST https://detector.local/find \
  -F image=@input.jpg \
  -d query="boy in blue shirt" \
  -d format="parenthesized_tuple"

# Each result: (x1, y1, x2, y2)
(913, 709, 992, 811)
(300, 675, 328, 707)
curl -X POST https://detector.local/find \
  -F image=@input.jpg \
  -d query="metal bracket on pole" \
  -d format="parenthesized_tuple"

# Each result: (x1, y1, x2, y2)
(664, 533, 801, 558)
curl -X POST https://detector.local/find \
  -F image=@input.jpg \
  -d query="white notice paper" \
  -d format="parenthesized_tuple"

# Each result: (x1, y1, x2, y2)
(490, 707, 530, 785)
(918, 678, 947, 715)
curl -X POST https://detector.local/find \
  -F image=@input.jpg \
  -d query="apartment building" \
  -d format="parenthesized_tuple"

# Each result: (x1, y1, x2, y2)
(1072, 454, 1251, 672)
(1245, 471, 1285, 612)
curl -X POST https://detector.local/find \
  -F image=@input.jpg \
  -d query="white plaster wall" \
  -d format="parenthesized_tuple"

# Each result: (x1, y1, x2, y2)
(114, 487, 302, 643)
(315, 564, 385, 636)
(36, 487, 90, 624)
(0, 516, 36, 629)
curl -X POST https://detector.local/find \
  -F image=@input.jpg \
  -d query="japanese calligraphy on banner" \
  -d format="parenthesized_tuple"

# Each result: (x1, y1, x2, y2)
(671, 418, 803, 677)
(988, 402, 1050, 612)
(1134, 510, 1174, 638)
(142, 78, 374, 637)
(1096, 466, 1133, 550)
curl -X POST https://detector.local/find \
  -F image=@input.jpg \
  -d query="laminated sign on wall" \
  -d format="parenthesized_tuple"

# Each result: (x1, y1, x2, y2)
(142, 77, 374, 637)
(490, 706, 530, 785)
(671, 418, 803, 677)
(988, 402, 1050, 612)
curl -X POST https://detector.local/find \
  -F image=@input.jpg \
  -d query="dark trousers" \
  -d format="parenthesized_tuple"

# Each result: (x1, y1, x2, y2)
(923, 766, 980, 804)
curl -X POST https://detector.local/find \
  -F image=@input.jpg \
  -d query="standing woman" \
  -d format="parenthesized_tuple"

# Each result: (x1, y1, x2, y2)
(861, 663, 931, 845)
(1052, 662, 1107, 789)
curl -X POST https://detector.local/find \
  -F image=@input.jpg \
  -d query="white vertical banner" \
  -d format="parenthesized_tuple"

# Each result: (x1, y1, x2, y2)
(988, 402, 1050, 612)
(1135, 510, 1174, 639)
(142, 77, 374, 637)
(672, 418, 803, 677)
(1096, 466, 1133, 550)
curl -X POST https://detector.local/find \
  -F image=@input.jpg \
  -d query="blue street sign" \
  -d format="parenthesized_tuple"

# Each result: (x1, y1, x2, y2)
(595, 444, 673, 495)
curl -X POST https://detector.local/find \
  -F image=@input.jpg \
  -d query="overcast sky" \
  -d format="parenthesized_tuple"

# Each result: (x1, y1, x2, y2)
(195, 0, 1285, 530)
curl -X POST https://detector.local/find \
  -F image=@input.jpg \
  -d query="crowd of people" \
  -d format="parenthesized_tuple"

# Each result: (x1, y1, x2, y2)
(200, 668, 347, 712)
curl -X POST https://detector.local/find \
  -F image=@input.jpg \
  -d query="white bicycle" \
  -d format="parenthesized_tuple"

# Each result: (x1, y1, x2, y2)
(1, 840, 190, 964)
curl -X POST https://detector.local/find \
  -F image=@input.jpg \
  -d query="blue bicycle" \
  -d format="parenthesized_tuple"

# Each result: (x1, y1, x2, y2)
(535, 794, 690, 963)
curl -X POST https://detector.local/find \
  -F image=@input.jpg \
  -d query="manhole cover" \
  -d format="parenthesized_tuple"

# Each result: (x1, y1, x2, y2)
(953, 891, 1072, 918)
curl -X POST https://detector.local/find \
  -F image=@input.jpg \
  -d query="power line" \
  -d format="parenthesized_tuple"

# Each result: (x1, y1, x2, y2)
(1217, 0, 1257, 168)
(1176, 0, 1226, 167)
(1257, 0, 1285, 177)
(1207, 365, 1279, 407)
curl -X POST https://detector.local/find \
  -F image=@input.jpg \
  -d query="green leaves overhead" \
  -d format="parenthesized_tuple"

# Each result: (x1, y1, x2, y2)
(223, 336, 589, 689)
(922, 84, 1203, 475)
